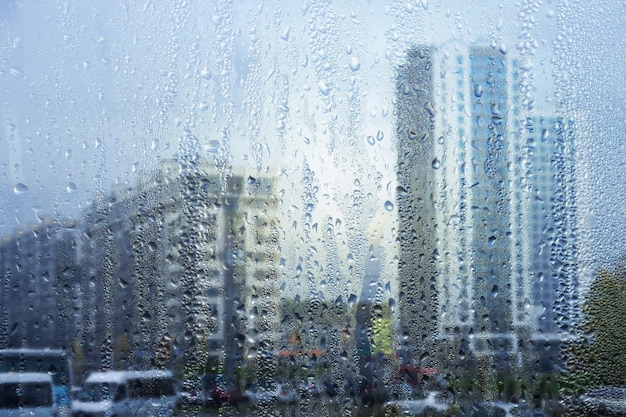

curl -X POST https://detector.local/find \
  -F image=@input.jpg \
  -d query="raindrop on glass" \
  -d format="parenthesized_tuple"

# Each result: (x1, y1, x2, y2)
(200, 67, 212, 79)
(349, 56, 361, 71)
(318, 80, 332, 96)
(473, 83, 483, 97)
(281, 27, 290, 41)
(10, 67, 25, 80)
(396, 186, 408, 197)
(13, 183, 28, 194)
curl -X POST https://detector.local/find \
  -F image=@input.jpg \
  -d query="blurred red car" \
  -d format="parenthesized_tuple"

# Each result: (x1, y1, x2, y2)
(210, 385, 247, 406)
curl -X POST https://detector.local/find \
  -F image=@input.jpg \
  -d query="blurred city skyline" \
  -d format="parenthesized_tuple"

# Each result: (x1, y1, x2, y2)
(0, 12, 625, 369)
(2, 0, 618, 276)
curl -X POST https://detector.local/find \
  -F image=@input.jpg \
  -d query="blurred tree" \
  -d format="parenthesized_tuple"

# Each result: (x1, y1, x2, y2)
(71, 339, 87, 382)
(371, 304, 393, 356)
(563, 260, 626, 392)
(114, 334, 131, 368)
(584, 265, 626, 386)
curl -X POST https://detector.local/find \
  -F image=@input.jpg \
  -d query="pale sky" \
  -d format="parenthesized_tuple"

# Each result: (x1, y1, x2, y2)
(1, 0, 624, 279)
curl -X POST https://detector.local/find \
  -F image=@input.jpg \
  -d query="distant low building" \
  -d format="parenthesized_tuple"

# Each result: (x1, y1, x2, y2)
(0, 218, 81, 351)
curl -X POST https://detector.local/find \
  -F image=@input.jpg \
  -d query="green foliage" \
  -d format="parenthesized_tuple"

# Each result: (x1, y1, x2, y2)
(371, 305, 394, 355)
(563, 261, 626, 391)
(233, 365, 256, 386)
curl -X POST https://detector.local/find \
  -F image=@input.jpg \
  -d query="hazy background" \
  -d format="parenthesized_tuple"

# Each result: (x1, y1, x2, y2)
(1, 0, 624, 289)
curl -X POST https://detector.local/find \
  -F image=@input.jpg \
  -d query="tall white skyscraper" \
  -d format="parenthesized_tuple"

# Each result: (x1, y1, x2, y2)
(395, 43, 577, 369)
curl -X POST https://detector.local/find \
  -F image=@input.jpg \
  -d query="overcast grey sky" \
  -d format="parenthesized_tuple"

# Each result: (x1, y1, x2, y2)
(1, 0, 624, 282)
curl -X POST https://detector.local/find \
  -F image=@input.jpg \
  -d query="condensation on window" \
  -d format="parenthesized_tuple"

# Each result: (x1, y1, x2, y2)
(0, 1, 625, 416)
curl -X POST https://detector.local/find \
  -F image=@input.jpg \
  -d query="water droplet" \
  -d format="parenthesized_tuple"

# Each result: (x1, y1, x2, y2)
(10, 67, 24, 80)
(384, 201, 394, 211)
(13, 183, 28, 194)
(318, 80, 332, 96)
(431, 158, 441, 169)
(473, 83, 483, 97)
(488, 235, 497, 246)
(376, 130, 384, 141)
(491, 285, 499, 298)
(519, 58, 533, 71)
(347, 294, 357, 308)
(396, 186, 408, 197)
(367, 135, 375, 145)
(349, 56, 361, 71)
(66, 182, 77, 193)
(200, 67, 212, 79)
(281, 27, 290, 41)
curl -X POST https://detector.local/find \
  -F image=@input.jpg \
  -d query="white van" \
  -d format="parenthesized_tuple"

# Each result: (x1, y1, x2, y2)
(122, 370, 178, 416)
(0, 372, 58, 417)
(71, 370, 177, 417)
(71, 371, 126, 417)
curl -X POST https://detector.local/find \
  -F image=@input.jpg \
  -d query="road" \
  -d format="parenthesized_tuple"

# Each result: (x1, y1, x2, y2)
(176, 398, 385, 417)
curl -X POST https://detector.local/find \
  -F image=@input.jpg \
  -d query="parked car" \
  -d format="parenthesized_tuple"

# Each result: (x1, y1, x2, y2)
(456, 401, 520, 417)
(177, 386, 206, 408)
(71, 370, 125, 417)
(298, 377, 325, 398)
(383, 391, 450, 415)
(0, 372, 58, 417)
(123, 370, 178, 416)
(277, 383, 299, 403)
(71, 369, 178, 417)
(245, 384, 281, 405)
(245, 383, 298, 405)
(209, 384, 247, 406)
(245, 383, 299, 405)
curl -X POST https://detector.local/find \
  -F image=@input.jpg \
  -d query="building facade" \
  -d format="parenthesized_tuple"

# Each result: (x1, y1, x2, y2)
(395, 44, 578, 375)
(0, 219, 81, 351)
(77, 153, 281, 386)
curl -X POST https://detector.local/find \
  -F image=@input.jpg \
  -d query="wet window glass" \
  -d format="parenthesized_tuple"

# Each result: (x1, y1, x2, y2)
(0, 1, 625, 416)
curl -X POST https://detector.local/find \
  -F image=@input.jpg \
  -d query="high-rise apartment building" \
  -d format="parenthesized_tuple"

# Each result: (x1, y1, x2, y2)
(464, 46, 519, 359)
(525, 116, 559, 332)
(79, 153, 281, 384)
(395, 44, 577, 370)
(395, 46, 440, 362)
(157, 156, 281, 382)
